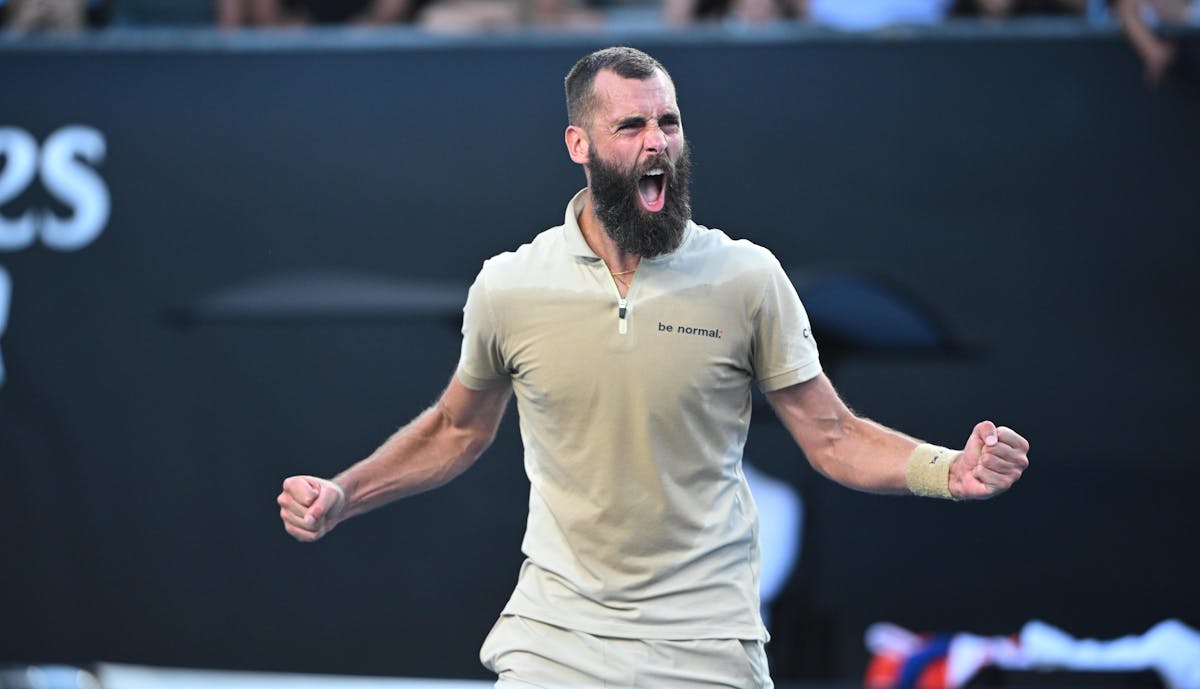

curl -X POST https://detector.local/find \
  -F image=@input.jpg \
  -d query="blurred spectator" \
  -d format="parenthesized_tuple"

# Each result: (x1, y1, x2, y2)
(1114, 0, 1198, 86)
(215, 0, 599, 30)
(663, 0, 791, 25)
(415, 0, 519, 30)
(949, 0, 1085, 17)
(216, 0, 282, 26)
(113, 0, 212, 24)
(804, 0, 952, 28)
(419, 0, 600, 32)
(517, 0, 601, 27)
(666, 0, 954, 29)
(2, 0, 111, 30)
(216, 0, 420, 27)
(4, 0, 84, 30)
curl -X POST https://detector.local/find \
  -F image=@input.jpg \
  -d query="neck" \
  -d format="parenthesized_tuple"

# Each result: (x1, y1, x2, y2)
(579, 190, 640, 274)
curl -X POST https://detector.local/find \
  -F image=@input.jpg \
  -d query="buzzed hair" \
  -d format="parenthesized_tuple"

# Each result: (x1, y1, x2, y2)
(564, 46, 671, 129)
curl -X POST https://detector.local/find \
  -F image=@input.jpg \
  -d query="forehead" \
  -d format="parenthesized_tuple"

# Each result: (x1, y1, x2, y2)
(591, 69, 679, 123)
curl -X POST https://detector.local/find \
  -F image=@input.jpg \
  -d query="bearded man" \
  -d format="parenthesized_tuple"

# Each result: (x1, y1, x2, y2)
(277, 46, 1030, 689)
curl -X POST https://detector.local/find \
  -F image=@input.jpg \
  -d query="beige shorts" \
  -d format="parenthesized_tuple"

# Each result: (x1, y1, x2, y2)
(479, 614, 773, 689)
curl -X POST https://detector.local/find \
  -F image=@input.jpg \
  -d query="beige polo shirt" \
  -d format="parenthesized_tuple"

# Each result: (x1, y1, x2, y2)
(457, 190, 821, 641)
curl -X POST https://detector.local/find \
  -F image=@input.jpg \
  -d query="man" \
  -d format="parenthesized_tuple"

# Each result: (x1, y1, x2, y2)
(277, 46, 1030, 688)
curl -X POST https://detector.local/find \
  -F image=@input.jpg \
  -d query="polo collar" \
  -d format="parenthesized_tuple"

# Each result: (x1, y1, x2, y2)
(563, 189, 598, 259)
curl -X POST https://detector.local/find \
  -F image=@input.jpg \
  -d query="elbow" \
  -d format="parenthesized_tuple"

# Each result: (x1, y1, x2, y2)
(463, 425, 498, 461)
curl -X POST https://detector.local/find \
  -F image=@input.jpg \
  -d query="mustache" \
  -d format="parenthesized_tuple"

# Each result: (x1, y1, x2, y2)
(635, 153, 675, 178)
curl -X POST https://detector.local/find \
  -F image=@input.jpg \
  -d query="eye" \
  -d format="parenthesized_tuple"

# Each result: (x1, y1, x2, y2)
(615, 118, 646, 133)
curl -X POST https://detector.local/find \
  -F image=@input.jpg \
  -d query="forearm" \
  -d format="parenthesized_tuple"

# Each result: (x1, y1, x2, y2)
(768, 374, 921, 494)
(333, 401, 493, 522)
(767, 375, 1027, 502)
(805, 414, 919, 494)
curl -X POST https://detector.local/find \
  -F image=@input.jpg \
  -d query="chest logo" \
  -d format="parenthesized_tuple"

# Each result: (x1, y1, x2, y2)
(658, 321, 722, 339)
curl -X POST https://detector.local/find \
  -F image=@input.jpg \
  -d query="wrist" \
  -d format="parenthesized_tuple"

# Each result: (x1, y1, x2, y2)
(322, 476, 350, 523)
(905, 443, 959, 500)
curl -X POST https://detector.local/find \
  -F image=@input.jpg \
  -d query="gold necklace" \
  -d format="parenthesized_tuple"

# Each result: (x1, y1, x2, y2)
(610, 268, 637, 276)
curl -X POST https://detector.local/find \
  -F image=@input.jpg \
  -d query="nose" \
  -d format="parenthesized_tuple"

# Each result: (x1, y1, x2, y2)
(642, 124, 668, 155)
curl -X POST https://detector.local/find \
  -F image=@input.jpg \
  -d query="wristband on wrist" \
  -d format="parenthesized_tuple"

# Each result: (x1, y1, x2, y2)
(905, 443, 959, 500)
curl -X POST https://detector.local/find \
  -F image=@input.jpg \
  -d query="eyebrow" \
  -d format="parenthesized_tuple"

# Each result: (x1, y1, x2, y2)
(613, 112, 681, 130)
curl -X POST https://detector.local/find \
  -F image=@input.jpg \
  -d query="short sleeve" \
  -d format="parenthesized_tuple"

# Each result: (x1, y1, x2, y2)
(753, 256, 822, 392)
(456, 264, 509, 390)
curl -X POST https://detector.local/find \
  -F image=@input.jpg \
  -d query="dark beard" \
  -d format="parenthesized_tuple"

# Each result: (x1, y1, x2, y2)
(587, 144, 692, 259)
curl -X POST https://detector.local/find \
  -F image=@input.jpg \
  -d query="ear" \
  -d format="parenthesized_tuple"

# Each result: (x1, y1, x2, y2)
(565, 125, 590, 165)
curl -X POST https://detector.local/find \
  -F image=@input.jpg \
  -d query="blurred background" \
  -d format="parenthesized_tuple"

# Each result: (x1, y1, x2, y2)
(1, 1, 1198, 687)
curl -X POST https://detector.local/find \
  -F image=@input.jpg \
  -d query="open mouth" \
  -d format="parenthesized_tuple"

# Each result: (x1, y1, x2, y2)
(637, 168, 667, 213)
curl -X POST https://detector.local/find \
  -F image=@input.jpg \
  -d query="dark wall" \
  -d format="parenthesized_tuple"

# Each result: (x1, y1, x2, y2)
(1, 27, 1198, 681)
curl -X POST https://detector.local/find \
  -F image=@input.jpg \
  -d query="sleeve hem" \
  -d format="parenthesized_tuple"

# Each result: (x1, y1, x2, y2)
(456, 367, 506, 391)
(757, 360, 822, 393)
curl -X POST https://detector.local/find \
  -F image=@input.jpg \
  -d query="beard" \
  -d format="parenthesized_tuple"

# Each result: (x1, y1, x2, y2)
(587, 142, 692, 259)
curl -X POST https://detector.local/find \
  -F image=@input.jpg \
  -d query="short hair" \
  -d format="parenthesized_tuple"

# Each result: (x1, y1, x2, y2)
(564, 47, 670, 129)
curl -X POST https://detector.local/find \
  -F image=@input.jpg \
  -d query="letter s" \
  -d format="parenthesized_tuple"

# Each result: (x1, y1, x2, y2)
(0, 128, 39, 252)
(39, 125, 110, 252)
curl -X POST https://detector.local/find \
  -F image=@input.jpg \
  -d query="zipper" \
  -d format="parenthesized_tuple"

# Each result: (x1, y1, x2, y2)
(618, 297, 628, 335)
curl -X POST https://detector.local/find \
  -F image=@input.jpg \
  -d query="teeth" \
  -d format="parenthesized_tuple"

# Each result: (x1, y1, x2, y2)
(643, 169, 664, 177)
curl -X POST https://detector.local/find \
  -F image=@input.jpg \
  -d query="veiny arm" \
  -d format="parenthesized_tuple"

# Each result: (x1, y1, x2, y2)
(766, 373, 1028, 499)
(277, 374, 513, 541)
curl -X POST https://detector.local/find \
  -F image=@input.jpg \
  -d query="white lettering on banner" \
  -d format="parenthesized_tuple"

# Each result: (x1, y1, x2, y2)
(0, 128, 39, 251)
(0, 124, 109, 388)
(0, 125, 110, 252)
(0, 265, 9, 387)
(40, 126, 110, 251)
